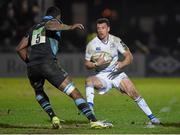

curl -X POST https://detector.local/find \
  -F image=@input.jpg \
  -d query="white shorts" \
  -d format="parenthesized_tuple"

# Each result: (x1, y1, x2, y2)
(95, 72, 128, 94)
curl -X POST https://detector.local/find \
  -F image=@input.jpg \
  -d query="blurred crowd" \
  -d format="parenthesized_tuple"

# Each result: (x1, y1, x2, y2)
(0, 0, 39, 52)
(125, 14, 180, 55)
(0, 0, 179, 55)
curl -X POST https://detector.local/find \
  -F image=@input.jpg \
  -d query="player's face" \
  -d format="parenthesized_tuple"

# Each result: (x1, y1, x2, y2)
(96, 23, 110, 40)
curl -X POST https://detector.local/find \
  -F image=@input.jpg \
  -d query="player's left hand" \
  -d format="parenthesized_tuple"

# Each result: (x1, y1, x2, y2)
(95, 62, 110, 72)
(114, 61, 124, 70)
(71, 24, 84, 30)
(107, 69, 121, 80)
(107, 62, 123, 80)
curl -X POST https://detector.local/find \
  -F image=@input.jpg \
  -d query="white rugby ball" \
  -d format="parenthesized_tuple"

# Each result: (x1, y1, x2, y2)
(91, 52, 112, 62)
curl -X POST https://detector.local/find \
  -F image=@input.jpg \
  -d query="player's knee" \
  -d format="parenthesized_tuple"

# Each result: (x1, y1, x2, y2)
(85, 77, 94, 86)
(120, 79, 138, 98)
(130, 89, 140, 99)
(69, 89, 83, 99)
(126, 87, 139, 99)
(63, 82, 76, 96)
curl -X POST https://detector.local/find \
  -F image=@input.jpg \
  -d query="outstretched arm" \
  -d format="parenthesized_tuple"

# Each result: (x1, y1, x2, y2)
(45, 20, 84, 31)
(16, 36, 29, 63)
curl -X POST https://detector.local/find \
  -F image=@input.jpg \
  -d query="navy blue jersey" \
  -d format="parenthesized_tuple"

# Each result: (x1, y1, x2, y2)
(27, 17, 62, 66)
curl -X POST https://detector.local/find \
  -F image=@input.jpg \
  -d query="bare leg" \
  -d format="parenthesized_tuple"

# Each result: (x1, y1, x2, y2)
(58, 76, 97, 122)
(119, 78, 160, 124)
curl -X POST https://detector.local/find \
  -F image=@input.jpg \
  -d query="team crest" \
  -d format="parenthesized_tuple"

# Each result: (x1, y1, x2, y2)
(96, 47, 101, 52)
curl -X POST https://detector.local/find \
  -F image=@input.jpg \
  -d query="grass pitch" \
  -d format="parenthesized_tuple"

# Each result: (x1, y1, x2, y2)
(0, 77, 180, 134)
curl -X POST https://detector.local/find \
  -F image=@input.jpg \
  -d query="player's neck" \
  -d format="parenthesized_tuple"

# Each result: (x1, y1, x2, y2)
(100, 34, 109, 44)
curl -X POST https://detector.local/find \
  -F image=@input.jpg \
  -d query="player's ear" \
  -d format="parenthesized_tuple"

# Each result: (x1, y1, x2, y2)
(108, 26, 110, 32)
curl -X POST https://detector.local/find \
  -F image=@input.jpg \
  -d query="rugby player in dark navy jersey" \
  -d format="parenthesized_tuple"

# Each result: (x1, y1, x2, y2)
(16, 6, 113, 129)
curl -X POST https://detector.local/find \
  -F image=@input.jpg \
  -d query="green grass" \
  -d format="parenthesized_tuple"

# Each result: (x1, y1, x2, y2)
(0, 77, 180, 134)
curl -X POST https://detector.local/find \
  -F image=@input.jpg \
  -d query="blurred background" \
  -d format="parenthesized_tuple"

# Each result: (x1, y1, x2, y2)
(0, 0, 180, 77)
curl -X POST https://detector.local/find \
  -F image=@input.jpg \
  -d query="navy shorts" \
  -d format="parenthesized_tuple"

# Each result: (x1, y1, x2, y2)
(27, 62, 68, 89)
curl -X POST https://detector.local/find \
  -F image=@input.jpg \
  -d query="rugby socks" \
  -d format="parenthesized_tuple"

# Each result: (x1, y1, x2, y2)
(36, 94, 56, 120)
(86, 85, 94, 106)
(135, 96, 155, 119)
(74, 98, 97, 122)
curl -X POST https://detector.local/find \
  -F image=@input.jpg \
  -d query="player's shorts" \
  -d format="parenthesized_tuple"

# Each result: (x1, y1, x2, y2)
(27, 61, 68, 89)
(95, 71, 128, 94)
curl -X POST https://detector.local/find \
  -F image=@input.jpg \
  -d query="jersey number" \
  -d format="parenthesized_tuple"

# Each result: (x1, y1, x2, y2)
(35, 34, 41, 44)
(31, 27, 46, 46)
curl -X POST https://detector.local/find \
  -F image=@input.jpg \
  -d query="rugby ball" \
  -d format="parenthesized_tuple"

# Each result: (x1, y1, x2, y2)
(91, 52, 112, 63)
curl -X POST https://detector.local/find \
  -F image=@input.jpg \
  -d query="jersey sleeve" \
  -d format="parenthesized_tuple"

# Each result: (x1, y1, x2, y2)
(45, 19, 61, 31)
(85, 43, 93, 61)
(117, 39, 129, 54)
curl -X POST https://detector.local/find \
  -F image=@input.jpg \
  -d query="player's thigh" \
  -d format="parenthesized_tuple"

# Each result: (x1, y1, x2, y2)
(27, 66, 45, 91)
(42, 62, 68, 89)
(43, 63, 83, 98)
(95, 73, 113, 94)
(112, 72, 128, 90)
(86, 76, 104, 89)
(119, 77, 135, 91)
(118, 77, 140, 99)
(112, 72, 135, 93)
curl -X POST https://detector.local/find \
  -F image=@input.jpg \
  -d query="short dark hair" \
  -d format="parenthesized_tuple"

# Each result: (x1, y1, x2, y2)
(45, 6, 61, 18)
(96, 18, 110, 26)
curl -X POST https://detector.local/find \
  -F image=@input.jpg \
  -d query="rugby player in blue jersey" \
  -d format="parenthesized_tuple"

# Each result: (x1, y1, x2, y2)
(16, 7, 112, 129)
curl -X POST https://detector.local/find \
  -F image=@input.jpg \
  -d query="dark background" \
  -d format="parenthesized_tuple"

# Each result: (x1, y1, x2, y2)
(0, 0, 180, 77)
(0, 0, 180, 54)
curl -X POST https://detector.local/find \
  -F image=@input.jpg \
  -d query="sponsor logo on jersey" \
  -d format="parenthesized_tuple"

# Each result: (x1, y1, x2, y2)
(96, 47, 101, 51)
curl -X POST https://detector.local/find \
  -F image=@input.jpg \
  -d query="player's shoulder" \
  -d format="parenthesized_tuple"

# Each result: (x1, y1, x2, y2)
(110, 34, 129, 50)
(26, 24, 37, 36)
(45, 19, 60, 26)
(48, 18, 60, 23)
(109, 34, 121, 43)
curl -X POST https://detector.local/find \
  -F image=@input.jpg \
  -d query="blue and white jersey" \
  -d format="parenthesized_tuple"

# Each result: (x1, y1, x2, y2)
(85, 34, 128, 73)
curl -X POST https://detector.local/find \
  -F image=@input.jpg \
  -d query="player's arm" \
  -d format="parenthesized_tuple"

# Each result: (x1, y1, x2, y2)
(16, 36, 29, 63)
(85, 43, 107, 70)
(85, 55, 109, 70)
(45, 20, 84, 31)
(115, 39, 133, 70)
(108, 49, 133, 80)
(85, 60, 97, 69)
(85, 43, 95, 69)
(116, 49, 133, 70)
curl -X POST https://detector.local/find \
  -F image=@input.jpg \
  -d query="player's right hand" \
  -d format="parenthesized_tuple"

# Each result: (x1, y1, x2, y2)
(71, 24, 84, 30)
(94, 54, 111, 72)
(95, 54, 109, 66)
